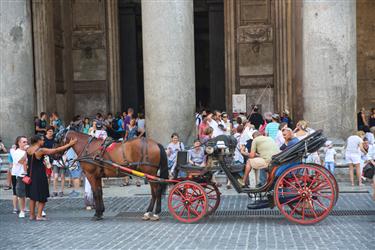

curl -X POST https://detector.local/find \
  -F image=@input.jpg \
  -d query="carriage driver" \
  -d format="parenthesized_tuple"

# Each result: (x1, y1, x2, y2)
(242, 131, 280, 187)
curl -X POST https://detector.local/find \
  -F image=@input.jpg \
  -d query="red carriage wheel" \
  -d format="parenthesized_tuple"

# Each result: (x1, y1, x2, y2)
(286, 164, 339, 217)
(308, 163, 339, 205)
(168, 181, 208, 223)
(202, 184, 221, 216)
(274, 164, 336, 224)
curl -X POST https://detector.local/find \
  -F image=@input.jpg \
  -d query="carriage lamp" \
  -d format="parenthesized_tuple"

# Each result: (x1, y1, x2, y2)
(205, 146, 214, 154)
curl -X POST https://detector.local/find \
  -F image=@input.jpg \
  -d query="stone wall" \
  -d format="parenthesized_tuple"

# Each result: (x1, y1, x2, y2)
(357, 0, 375, 112)
(70, 0, 108, 117)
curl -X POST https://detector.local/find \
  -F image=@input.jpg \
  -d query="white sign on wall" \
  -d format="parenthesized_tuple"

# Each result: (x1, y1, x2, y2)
(232, 94, 246, 113)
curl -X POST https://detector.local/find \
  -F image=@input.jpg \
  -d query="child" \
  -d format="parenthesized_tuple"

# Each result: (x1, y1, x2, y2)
(324, 141, 336, 174)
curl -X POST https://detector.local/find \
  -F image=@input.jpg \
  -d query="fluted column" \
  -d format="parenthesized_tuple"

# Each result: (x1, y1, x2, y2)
(32, 0, 56, 114)
(0, 0, 35, 146)
(106, 0, 121, 114)
(302, 0, 357, 139)
(142, 0, 196, 145)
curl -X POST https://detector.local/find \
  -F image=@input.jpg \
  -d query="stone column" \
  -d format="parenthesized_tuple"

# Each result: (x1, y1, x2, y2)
(302, 0, 357, 139)
(142, 0, 196, 145)
(0, 0, 35, 146)
(107, 0, 121, 114)
(224, 0, 236, 115)
(32, 0, 56, 114)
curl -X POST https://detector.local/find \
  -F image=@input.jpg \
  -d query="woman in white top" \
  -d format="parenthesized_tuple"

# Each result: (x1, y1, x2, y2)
(293, 120, 319, 164)
(222, 113, 232, 136)
(10, 136, 29, 218)
(166, 133, 185, 175)
(88, 120, 98, 137)
(345, 131, 366, 186)
(275, 122, 288, 148)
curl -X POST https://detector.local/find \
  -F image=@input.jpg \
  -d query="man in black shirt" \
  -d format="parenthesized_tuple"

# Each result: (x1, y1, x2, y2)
(35, 112, 48, 135)
(248, 106, 264, 130)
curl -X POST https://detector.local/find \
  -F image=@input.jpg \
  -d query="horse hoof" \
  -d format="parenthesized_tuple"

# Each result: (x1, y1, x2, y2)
(149, 214, 160, 221)
(142, 212, 151, 221)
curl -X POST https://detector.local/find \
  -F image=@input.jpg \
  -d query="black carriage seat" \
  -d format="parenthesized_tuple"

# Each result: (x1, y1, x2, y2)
(175, 151, 205, 172)
(175, 151, 223, 174)
(270, 129, 327, 166)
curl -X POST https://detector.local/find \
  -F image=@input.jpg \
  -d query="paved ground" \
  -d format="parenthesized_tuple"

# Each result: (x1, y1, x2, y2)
(0, 180, 374, 250)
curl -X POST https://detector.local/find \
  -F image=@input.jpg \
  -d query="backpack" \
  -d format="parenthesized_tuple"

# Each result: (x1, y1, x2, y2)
(363, 162, 374, 179)
(112, 118, 120, 130)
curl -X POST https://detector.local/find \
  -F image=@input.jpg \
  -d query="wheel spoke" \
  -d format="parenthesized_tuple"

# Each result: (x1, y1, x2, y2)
(178, 206, 186, 217)
(303, 167, 308, 187)
(173, 203, 184, 210)
(282, 179, 299, 191)
(190, 207, 200, 217)
(281, 195, 301, 205)
(172, 196, 183, 201)
(280, 191, 299, 196)
(190, 194, 204, 203)
(312, 198, 328, 211)
(313, 193, 332, 200)
(175, 189, 185, 199)
(312, 182, 331, 192)
(309, 201, 318, 219)
(187, 206, 191, 219)
(290, 198, 303, 217)
(307, 172, 321, 188)
(301, 203, 305, 220)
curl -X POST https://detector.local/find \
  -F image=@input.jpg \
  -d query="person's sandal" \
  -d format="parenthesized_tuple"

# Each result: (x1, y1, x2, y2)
(29, 216, 36, 221)
(36, 217, 48, 221)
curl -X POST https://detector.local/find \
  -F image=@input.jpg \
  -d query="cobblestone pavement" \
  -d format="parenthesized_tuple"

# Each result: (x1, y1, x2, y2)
(0, 184, 374, 250)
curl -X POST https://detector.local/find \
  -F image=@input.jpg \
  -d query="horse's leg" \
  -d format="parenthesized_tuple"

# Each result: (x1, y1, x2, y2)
(149, 183, 161, 221)
(142, 182, 156, 221)
(96, 177, 105, 218)
(154, 183, 162, 216)
(86, 175, 103, 220)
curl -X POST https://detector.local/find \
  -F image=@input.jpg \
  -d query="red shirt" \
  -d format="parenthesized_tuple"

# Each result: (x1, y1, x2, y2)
(198, 122, 208, 139)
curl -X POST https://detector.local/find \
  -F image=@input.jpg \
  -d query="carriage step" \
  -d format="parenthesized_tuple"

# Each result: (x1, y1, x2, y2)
(246, 199, 270, 210)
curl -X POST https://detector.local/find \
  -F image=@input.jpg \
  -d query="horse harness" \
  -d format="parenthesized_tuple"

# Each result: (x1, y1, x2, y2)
(77, 136, 159, 177)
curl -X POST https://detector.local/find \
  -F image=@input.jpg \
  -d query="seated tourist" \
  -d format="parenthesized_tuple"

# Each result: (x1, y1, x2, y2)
(188, 139, 206, 167)
(280, 127, 299, 151)
(242, 131, 280, 187)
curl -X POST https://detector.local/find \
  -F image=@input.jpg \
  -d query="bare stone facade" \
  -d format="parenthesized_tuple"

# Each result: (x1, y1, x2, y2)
(0, 0, 373, 146)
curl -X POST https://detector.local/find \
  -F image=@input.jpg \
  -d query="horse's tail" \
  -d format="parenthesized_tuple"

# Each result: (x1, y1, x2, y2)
(157, 143, 168, 194)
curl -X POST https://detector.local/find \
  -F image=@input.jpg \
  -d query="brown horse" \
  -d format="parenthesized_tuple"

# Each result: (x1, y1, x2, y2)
(62, 129, 168, 220)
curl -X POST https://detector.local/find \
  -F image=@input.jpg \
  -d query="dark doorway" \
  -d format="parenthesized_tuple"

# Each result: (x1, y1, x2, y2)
(194, 0, 225, 111)
(119, 0, 144, 114)
(118, 0, 225, 114)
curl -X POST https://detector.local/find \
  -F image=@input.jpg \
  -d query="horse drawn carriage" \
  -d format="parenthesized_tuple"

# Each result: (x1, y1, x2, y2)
(167, 130, 338, 224)
(60, 128, 337, 224)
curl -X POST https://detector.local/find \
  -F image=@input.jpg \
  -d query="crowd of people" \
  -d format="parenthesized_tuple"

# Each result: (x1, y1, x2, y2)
(1, 106, 375, 220)
(1, 108, 146, 219)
